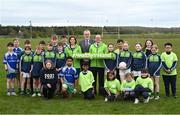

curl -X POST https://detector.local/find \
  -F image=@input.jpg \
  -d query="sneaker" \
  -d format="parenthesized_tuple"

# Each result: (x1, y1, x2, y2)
(144, 97, 150, 103)
(32, 93, 36, 97)
(134, 98, 139, 104)
(37, 93, 41, 97)
(20, 91, 24, 95)
(104, 98, 108, 102)
(173, 96, 177, 99)
(26, 89, 31, 95)
(7, 92, 11, 96)
(154, 96, 160, 100)
(11, 92, 17, 96)
(149, 96, 154, 100)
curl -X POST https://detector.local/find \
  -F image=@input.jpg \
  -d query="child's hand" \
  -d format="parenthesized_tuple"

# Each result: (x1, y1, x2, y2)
(166, 69, 171, 74)
(47, 84, 51, 88)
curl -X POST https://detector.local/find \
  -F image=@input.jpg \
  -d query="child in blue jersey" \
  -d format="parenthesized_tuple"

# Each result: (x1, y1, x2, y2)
(59, 57, 78, 98)
(132, 43, 147, 80)
(104, 43, 118, 72)
(118, 42, 132, 82)
(13, 38, 23, 93)
(3, 42, 19, 96)
(20, 46, 33, 95)
(143, 40, 153, 57)
(56, 42, 66, 93)
(44, 42, 56, 67)
(31, 46, 44, 97)
(147, 45, 162, 100)
(121, 73, 135, 100)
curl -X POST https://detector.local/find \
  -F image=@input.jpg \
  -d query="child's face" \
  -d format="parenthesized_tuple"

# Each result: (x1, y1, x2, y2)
(47, 45, 53, 51)
(165, 45, 172, 53)
(135, 44, 142, 51)
(14, 40, 19, 47)
(8, 46, 14, 52)
(36, 49, 41, 54)
(117, 42, 123, 49)
(82, 65, 89, 71)
(51, 39, 58, 45)
(61, 38, 67, 44)
(46, 62, 52, 69)
(126, 75, 133, 82)
(108, 45, 114, 52)
(151, 47, 157, 54)
(58, 46, 63, 52)
(25, 44, 31, 48)
(123, 43, 129, 50)
(141, 72, 148, 78)
(25, 49, 31, 54)
(66, 59, 73, 67)
(108, 73, 115, 80)
(146, 40, 153, 47)
(39, 44, 45, 50)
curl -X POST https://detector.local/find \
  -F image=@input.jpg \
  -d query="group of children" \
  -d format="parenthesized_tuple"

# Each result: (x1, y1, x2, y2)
(3, 36, 178, 104)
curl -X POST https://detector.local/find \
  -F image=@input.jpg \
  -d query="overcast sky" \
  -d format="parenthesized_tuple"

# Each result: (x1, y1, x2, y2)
(0, 0, 180, 27)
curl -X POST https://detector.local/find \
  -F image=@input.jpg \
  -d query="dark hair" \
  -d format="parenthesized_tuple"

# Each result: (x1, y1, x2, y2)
(108, 43, 114, 47)
(61, 35, 67, 39)
(69, 35, 77, 44)
(66, 56, 73, 61)
(164, 43, 172, 47)
(125, 73, 133, 78)
(39, 40, 46, 45)
(47, 41, 53, 46)
(107, 71, 115, 81)
(135, 42, 142, 47)
(143, 39, 153, 50)
(24, 46, 31, 50)
(141, 68, 149, 74)
(117, 39, 124, 44)
(58, 42, 63, 46)
(24, 40, 31, 45)
(13, 38, 19, 42)
(7, 42, 14, 47)
(82, 61, 89, 66)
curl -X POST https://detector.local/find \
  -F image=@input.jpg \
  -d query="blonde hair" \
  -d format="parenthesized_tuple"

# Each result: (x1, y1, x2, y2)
(152, 44, 159, 52)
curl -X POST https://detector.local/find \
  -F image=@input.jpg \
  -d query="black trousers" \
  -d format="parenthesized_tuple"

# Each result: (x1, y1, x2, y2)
(102, 88, 116, 101)
(83, 88, 95, 99)
(134, 85, 151, 99)
(90, 67, 105, 95)
(42, 85, 56, 99)
(162, 75, 176, 96)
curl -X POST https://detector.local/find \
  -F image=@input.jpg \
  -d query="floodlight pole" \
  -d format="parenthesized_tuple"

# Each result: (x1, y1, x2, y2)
(29, 20, 32, 39)
(118, 26, 120, 39)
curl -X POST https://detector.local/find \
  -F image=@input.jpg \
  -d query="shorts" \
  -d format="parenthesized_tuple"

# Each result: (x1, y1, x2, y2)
(62, 83, 77, 94)
(119, 68, 131, 77)
(21, 72, 30, 78)
(7, 73, 16, 79)
(32, 76, 40, 79)
(132, 71, 141, 77)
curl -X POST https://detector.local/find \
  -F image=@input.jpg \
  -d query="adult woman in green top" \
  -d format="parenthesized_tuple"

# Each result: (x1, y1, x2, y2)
(65, 36, 82, 76)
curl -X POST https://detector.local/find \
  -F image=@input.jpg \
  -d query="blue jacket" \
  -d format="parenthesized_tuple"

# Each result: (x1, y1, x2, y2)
(118, 50, 132, 69)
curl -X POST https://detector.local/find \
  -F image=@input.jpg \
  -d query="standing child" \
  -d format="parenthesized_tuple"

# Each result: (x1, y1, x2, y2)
(79, 61, 95, 100)
(56, 42, 66, 93)
(3, 42, 19, 96)
(13, 38, 23, 93)
(132, 43, 147, 80)
(161, 43, 178, 98)
(31, 46, 44, 97)
(134, 69, 153, 104)
(19, 46, 33, 95)
(59, 57, 78, 97)
(104, 43, 118, 72)
(118, 41, 132, 82)
(143, 40, 153, 57)
(121, 73, 135, 100)
(147, 45, 162, 100)
(103, 71, 121, 102)
(44, 42, 56, 67)
(39, 40, 46, 56)
(40, 60, 58, 100)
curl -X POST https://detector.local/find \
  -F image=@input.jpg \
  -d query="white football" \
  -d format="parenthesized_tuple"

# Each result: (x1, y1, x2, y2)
(119, 62, 127, 70)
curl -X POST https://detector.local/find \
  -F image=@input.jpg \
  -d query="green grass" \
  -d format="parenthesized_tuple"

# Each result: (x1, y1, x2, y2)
(0, 34, 180, 114)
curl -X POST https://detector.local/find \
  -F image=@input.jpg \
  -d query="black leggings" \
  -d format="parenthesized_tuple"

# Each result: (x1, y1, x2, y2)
(83, 88, 95, 99)
(42, 85, 56, 99)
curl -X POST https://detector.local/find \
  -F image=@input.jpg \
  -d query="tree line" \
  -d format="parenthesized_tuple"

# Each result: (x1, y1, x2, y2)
(0, 25, 180, 38)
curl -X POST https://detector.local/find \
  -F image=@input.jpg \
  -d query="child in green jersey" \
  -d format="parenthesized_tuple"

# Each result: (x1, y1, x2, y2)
(79, 61, 95, 100)
(103, 71, 121, 102)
